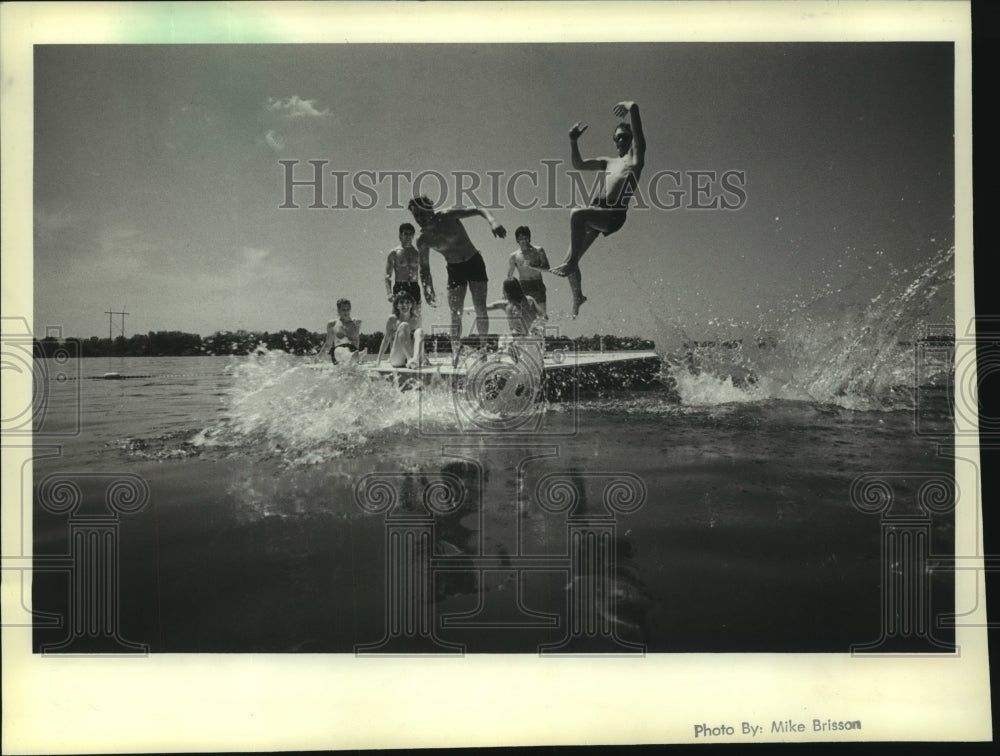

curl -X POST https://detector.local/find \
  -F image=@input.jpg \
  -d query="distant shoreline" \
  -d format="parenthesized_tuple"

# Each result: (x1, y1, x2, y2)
(32, 330, 955, 359)
(32, 331, 656, 359)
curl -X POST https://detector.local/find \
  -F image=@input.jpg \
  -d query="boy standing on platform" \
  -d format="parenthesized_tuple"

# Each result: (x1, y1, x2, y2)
(408, 195, 506, 358)
(507, 225, 550, 319)
(384, 222, 436, 317)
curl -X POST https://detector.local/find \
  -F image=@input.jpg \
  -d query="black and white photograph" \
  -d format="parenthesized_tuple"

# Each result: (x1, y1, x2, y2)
(2, 1, 990, 751)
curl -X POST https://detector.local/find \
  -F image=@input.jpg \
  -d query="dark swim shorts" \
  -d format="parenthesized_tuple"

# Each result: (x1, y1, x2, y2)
(592, 199, 628, 236)
(392, 280, 421, 304)
(519, 277, 547, 303)
(446, 252, 489, 289)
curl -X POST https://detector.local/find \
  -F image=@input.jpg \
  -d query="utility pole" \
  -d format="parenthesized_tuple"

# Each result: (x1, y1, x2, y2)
(104, 308, 130, 345)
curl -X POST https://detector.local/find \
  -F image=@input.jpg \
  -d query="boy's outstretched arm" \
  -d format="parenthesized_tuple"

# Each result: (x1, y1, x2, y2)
(614, 100, 645, 158)
(440, 205, 506, 238)
(569, 121, 606, 171)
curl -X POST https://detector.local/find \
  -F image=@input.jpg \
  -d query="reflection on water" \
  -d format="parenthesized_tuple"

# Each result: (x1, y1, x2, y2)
(352, 459, 649, 654)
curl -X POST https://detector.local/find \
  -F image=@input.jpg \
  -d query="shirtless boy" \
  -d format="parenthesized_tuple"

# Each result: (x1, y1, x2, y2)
(407, 195, 506, 356)
(384, 222, 436, 316)
(507, 225, 550, 319)
(549, 100, 646, 316)
(316, 298, 362, 364)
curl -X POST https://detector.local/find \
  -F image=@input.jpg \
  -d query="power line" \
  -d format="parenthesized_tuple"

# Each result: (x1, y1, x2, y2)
(104, 308, 130, 341)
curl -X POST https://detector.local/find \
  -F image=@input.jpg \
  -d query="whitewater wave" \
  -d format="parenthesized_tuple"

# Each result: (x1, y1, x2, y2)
(651, 246, 955, 410)
(191, 350, 460, 463)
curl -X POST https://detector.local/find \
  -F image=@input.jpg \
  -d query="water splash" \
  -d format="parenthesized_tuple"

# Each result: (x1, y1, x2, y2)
(652, 247, 955, 410)
(192, 350, 459, 462)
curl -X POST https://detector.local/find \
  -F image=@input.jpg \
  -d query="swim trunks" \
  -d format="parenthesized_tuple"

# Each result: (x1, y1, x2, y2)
(446, 252, 488, 289)
(592, 198, 628, 236)
(519, 277, 547, 303)
(392, 280, 421, 304)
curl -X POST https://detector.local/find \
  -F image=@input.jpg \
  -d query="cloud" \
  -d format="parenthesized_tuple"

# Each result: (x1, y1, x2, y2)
(264, 129, 285, 152)
(266, 95, 331, 118)
(241, 246, 270, 266)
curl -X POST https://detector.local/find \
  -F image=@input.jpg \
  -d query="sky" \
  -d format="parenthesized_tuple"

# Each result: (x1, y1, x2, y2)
(32, 41, 955, 341)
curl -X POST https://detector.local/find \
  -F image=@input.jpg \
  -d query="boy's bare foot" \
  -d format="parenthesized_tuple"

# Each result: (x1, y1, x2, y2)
(571, 295, 588, 318)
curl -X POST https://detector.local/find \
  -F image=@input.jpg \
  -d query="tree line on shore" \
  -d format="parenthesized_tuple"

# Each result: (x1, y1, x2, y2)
(32, 329, 655, 358)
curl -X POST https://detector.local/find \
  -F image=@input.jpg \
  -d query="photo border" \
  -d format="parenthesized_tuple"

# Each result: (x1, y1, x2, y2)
(1, 2, 988, 751)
